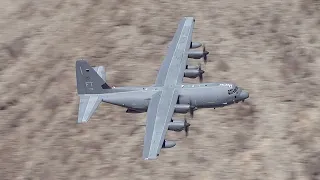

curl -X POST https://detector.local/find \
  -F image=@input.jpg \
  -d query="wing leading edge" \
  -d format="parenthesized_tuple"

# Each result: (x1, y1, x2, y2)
(154, 17, 194, 86)
(142, 88, 179, 160)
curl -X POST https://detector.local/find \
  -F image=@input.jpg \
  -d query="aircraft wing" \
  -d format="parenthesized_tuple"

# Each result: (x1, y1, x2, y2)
(154, 17, 195, 86)
(142, 88, 179, 160)
(143, 17, 195, 159)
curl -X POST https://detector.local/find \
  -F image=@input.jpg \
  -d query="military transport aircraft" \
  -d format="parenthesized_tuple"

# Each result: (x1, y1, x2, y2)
(75, 17, 249, 160)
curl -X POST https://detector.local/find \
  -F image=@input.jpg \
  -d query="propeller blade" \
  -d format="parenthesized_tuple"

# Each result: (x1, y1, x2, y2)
(203, 44, 209, 64)
(199, 73, 203, 83)
(189, 99, 195, 118)
(185, 124, 189, 136)
(198, 63, 204, 83)
(184, 116, 190, 136)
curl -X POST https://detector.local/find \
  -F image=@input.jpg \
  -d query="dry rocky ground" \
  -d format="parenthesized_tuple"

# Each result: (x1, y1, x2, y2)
(0, 0, 320, 179)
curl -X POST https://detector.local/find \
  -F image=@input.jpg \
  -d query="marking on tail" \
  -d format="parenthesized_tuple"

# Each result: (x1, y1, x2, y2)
(76, 60, 111, 94)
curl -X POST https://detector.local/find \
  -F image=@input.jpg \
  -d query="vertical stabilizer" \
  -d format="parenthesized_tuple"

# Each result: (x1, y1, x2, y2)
(76, 60, 111, 95)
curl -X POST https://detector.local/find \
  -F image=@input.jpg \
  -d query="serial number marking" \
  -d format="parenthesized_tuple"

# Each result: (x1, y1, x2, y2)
(85, 82, 93, 87)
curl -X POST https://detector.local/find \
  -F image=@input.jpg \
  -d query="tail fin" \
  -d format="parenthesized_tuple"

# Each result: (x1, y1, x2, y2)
(76, 60, 111, 95)
(75, 60, 110, 123)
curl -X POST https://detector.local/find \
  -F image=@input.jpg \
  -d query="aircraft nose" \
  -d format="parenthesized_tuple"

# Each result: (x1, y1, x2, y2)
(239, 90, 249, 100)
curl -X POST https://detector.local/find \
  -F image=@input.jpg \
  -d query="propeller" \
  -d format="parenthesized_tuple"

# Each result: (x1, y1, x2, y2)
(184, 116, 190, 136)
(189, 99, 196, 118)
(203, 44, 209, 64)
(198, 63, 204, 82)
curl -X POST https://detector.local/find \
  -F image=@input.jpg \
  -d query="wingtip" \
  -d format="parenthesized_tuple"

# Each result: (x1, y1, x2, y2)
(76, 59, 85, 63)
(77, 119, 88, 124)
(142, 153, 159, 160)
(184, 16, 195, 20)
(76, 59, 88, 65)
(143, 157, 157, 160)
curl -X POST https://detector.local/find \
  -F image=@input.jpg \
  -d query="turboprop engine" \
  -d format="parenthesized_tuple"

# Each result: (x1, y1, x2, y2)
(190, 42, 202, 49)
(184, 63, 204, 82)
(168, 120, 190, 131)
(168, 118, 191, 136)
(162, 140, 176, 148)
(174, 104, 196, 118)
(188, 44, 209, 64)
(184, 69, 204, 78)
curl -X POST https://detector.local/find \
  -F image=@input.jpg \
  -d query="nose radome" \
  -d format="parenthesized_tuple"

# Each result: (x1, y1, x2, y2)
(240, 90, 249, 99)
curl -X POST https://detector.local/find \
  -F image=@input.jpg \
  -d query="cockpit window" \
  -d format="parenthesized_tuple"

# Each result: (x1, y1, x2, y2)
(228, 86, 238, 95)
(233, 86, 238, 93)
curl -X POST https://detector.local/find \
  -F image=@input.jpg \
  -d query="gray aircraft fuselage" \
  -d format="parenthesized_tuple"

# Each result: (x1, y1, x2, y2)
(90, 82, 249, 113)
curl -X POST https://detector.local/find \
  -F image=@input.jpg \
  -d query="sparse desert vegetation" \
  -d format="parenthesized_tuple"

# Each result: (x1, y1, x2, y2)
(0, 0, 319, 179)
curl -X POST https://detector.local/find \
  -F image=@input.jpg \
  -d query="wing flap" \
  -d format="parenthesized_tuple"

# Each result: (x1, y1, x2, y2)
(143, 88, 179, 160)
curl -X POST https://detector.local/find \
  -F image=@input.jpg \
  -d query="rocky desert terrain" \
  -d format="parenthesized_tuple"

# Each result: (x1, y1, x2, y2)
(0, 0, 320, 179)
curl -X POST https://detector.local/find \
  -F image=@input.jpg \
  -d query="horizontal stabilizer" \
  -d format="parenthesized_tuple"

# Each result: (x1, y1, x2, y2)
(77, 95, 102, 123)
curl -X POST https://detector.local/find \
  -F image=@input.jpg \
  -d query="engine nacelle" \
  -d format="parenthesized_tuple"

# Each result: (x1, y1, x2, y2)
(174, 104, 190, 114)
(184, 69, 204, 78)
(92, 66, 106, 82)
(168, 120, 185, 132)
(186, 65, 199, 69)
(188, 51, 204, 59)
(190, 42, 202, 49)
(162, 140, 176, 148)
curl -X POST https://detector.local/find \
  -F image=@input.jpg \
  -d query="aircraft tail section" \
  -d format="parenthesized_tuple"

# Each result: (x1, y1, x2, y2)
(92, 66, 107, 82)
(76, 60, 112, 95)
(77, 95, 102, 123)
